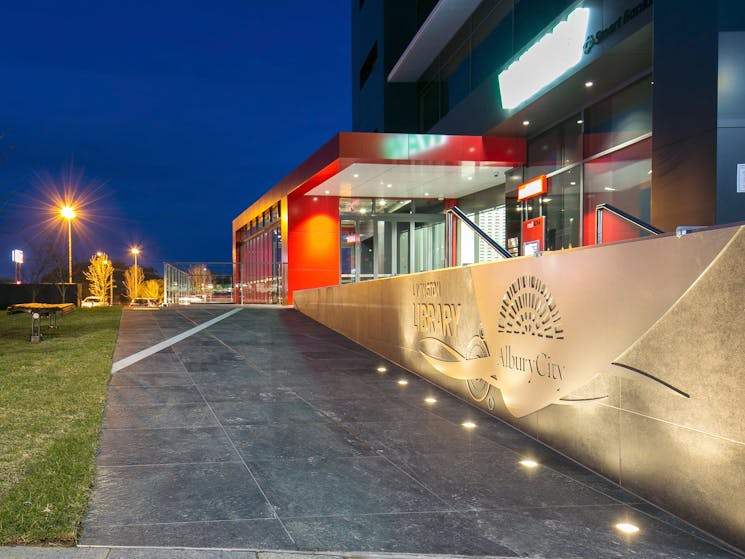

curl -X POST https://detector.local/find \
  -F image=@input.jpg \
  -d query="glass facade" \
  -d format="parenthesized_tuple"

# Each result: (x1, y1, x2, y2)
(456, 205, 508, 265)
(340, 198, 445, 282)
(504, 76, 654, 252)
(417, 0, 576, 131)
(235, 203, 284, 304)
(235, 77, 654, 301)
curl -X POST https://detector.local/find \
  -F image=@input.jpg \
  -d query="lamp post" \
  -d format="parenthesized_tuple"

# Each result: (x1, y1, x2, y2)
(131, 247, 140, 298)
(60, 205, 76, 283)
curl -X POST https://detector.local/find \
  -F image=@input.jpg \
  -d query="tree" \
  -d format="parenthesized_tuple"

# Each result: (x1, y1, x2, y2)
(83, 252, 114, 304)
(139, 279, 164, 302)
(188, 265, 212, 296)
(26, 235, 65, 283)
(122, 265, 144, 300)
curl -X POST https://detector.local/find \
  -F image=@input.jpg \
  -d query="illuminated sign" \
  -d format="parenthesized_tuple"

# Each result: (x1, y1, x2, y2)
(383, 134, 448, 159)
(11, 249, 24, 264)
(498, 7, 590, 110)
(584, 0, 653, 55)
(517, 175, 547, 201)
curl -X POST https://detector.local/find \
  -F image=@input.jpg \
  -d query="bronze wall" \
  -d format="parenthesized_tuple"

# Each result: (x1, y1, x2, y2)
(294, 225, 745, 552)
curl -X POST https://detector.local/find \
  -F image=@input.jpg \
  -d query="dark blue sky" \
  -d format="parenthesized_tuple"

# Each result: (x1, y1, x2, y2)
(0, 1, 351, 278)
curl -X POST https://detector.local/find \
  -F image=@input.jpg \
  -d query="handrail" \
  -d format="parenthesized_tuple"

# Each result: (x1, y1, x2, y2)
(446, 206, 512, 260)
(595, 203, 663, 244)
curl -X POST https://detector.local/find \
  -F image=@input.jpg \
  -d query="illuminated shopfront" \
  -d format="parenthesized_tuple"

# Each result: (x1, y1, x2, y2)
(232, 133, 526, 304)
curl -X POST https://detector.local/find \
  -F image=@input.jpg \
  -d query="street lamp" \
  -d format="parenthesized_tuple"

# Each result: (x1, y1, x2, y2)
(130, 247, 140, 298)
(60, 205, 76, 283)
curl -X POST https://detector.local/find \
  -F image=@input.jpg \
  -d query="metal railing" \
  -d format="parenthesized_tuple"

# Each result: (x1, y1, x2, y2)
(445, 206, 512, 265)
(595, 203, 663, 244)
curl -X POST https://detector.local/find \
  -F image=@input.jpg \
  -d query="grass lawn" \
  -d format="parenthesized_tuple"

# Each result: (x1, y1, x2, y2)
(0, 306, 121, 544)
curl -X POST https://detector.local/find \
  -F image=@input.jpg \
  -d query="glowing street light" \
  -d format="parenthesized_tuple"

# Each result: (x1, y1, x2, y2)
(60, 205, 76, 283)
(130, 247, 140, 298)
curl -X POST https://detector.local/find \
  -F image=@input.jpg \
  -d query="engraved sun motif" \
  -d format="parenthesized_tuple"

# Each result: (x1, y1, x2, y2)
(497, 275, 564, 339)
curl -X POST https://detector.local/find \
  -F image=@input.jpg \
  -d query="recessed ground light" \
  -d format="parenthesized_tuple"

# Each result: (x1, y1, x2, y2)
(522, 120, 530, 126)
(519, 459, 539, 468)
(424, 397, 437, 404)
(585, 81, 594, 87)
(397, 379, 409, 386)
(615, 523, 640, 534)
(353, 173, 359, 178)
(376, 366, 387, 373)
(462, 421, 477, 429)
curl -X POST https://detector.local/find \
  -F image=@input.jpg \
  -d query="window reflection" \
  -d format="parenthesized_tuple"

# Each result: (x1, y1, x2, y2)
(584, 138, 652, 244)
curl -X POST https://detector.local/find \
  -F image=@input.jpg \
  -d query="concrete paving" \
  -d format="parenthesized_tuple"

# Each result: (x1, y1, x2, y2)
(62, 305, 743, 558)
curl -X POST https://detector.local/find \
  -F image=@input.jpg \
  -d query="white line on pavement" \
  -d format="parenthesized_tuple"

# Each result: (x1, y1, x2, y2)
(111, 307, 244, 373)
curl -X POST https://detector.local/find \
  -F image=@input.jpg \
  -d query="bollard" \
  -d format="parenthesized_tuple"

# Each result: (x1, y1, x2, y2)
(30, 312, 42, 343)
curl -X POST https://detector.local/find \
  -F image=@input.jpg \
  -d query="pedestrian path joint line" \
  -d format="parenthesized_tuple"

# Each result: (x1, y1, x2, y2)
(111, 307, 243, 372)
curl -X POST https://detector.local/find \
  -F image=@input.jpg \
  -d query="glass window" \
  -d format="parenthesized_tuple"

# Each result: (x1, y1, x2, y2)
(445, 43, 471, 110)
(584, 77, 652, 157)
(376, 198, 412, 213)
(377, 221, 393, 277)
(359, 41, 378, 90)
(419, 81, 440, 132)
(458, 213, 476, 265)
(583, 138, 652, 244)
(414, 221, 445, 272)
(358, 220, 375, 280)
(340, 221, 357, 283)
(397, 223, 410, 274)
(543, 169, 581, 251)
(526, 114, 582, 178)
(340, 198, 374, 215)
(237, 225, 283, 304)
(413, 198, 445, 214)
(476, 205, 507, 261)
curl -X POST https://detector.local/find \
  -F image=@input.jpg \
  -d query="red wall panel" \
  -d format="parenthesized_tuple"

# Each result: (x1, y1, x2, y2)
(287, 194, 340, 305)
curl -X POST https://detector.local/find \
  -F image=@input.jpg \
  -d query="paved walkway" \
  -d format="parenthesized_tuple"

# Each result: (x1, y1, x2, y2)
(73, 306, 739, 558)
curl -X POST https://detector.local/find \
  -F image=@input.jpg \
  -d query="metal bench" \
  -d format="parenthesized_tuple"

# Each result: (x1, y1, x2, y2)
(6, 303, 76, 342)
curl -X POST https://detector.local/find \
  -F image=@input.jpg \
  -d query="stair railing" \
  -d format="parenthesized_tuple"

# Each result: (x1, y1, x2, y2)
(595, 203, 663, 244)
(445, 206, 512, 266)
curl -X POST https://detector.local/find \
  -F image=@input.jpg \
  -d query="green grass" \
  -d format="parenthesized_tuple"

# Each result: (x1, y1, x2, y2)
(0, 306, 121, 544)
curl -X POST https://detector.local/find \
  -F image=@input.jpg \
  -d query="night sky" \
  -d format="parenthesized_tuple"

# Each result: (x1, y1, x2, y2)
(0, 1, 351, 279)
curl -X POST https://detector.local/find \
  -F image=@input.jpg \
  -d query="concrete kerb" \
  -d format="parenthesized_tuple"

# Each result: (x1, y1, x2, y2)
(0, 548, 524, 559)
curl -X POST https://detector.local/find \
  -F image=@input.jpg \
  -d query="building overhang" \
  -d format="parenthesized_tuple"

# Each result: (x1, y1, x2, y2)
(233, 132, 526, 232)
(387, 0, 482, 83)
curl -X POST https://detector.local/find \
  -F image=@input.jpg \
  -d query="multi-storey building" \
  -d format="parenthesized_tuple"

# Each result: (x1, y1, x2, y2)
(234, 0, 745, 304)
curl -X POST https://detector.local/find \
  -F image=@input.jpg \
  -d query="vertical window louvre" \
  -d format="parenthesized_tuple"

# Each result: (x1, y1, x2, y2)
(359, 41, 378, 89)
